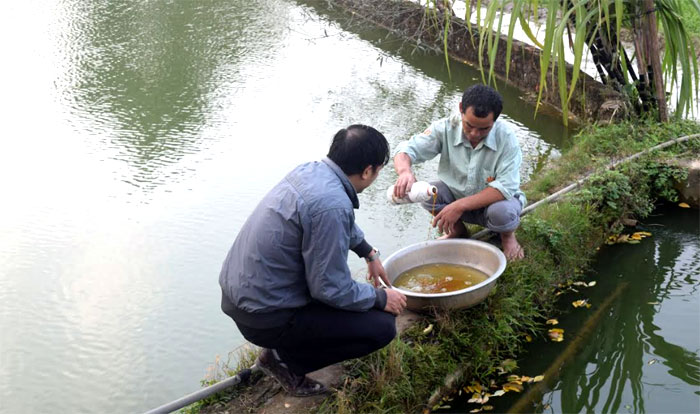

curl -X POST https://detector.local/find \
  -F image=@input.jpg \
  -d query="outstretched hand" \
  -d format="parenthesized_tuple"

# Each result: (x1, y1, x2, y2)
(367, 259, 391, 288)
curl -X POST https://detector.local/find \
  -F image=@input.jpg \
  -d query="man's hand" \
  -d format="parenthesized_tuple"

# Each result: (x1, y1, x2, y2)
(393, 171, 416, 199)
(393, 153, 416, 199)
(366, 259, 391, 288)
(383, 289, 407, 316)
(432, 200, 465, 235)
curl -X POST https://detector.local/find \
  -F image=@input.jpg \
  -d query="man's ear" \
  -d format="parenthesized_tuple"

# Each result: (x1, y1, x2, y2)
(459, 102, 464, 114)
(361, 165, 374, 180)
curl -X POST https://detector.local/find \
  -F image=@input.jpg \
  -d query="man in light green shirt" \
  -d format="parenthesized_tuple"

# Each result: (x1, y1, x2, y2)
(393, 84, 526, 260)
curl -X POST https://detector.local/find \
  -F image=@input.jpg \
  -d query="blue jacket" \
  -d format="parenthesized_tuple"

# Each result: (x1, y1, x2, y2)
(219, 158, 384, 327)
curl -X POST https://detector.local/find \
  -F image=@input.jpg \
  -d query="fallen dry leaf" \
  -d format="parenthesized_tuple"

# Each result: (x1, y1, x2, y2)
(502, 382, 524, 392)
(546, 318, 559, 325)
(423, 323, 434, 334)
(533, 375, 545, 382)
(548, 328, 565, 342)
(679, 202, 690, 208)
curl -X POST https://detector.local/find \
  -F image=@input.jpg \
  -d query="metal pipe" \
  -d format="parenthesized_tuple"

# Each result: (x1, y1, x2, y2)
(143, 366, 257, 414)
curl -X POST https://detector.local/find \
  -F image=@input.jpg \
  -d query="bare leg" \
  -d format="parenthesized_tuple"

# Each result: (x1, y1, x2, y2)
(500, 231, 524, 260)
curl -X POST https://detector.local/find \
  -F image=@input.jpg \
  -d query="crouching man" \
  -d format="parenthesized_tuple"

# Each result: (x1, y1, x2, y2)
(219, 124, 407, 397)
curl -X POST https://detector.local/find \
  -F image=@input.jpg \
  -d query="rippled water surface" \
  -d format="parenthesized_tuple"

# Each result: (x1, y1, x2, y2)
(0, 1, 570, 412)
(448, 205, 700, 413)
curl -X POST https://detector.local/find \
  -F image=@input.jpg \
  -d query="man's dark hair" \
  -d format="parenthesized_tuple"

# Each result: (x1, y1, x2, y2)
(461, 84, 503, 120)
(327, 124, 390, 176)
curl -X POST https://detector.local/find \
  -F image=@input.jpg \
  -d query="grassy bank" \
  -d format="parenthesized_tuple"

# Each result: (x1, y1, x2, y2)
(192, 119, 699, 414)
(321, 118, 700, 414)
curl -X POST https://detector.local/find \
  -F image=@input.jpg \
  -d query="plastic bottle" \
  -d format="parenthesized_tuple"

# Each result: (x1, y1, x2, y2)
(386, 181, 438, 204)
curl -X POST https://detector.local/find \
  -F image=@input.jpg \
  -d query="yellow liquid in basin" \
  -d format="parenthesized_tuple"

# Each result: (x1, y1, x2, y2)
(394, 263, 489, 294)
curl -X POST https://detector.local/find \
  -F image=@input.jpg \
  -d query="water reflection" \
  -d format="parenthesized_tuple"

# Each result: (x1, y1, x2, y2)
(468, 206, 700, 414)
(56, 0, 289, 190)
(552, 212, 700, 414)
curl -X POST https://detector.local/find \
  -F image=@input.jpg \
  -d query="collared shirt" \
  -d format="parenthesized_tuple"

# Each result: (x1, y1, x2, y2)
(394, 114, 526, 206)
(219, 158, 380, 321)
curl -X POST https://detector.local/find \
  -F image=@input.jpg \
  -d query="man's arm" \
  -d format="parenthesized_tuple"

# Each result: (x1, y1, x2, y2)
(392, 120, 445, 198)
(392, 152, 417, 199)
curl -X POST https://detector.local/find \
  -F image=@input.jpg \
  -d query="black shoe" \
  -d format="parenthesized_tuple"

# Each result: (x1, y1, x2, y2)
(255, 348, 329, 397)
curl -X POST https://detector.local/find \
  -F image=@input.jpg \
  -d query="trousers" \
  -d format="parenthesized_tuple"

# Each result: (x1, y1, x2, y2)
(222, 294, 396, 375)
(420, 180, 523, 233)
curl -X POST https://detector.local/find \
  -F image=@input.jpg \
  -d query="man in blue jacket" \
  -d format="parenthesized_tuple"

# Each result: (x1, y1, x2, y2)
(219, 124, 407, 397)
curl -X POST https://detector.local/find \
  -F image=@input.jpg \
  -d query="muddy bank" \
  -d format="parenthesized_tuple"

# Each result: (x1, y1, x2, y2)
(321, 0, 627, 124)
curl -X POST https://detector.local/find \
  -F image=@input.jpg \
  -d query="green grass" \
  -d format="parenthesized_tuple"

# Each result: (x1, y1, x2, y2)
(680, 1, 700, 37)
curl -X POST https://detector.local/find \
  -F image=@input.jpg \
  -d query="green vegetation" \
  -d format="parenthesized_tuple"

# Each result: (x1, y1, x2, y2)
(436, 0, 700, 123)
(680, 0, 700, 36)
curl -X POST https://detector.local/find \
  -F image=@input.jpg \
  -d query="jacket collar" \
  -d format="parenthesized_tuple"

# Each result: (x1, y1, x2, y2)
(452, 118, 499, 151)
(322, 157, 360, 208)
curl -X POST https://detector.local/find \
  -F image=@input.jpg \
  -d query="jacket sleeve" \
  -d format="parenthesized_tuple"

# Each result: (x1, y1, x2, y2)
(301, 208, 377, 311)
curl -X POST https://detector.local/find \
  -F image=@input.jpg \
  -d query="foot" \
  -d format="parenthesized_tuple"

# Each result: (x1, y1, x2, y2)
(500, 231, 524, 261)
(255, 349, 329, 397)
(437, 222, 469, 240)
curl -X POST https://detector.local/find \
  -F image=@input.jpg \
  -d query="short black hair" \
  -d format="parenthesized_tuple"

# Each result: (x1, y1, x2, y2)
(461, 84, 503, 120)
(327, 124, 390, 176)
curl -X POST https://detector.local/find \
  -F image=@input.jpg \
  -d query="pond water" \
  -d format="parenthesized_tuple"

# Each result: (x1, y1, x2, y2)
(448, 204, 700, 413)
(0, 1, 571, 413)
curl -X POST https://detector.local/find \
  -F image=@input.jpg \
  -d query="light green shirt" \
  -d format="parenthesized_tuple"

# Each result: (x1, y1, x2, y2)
(395, 114, 526, 206)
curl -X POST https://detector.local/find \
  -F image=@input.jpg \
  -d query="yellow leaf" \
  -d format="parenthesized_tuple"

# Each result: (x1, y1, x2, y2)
(520, 375, 533, 383)
(546, 319, 559, 325)
(630, 233, 642, 240)
(533, 375, 545, 382)
(502, 382, 524, 392)
(491, 390, 505, 397)
(572, 299, 588, 308)
(483, 406, 494, 411)
(638, 231, 652, 237)
(423, 324, 434, 334)
(679, 202, 690, 208)
(647, 301, 660, 305)
(588, 281, 597, 287)
(470, 409, 482, 413)
(507, 375, 520, 382)
(548, 328, 564, 342)
(648, 358, 658, 365)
